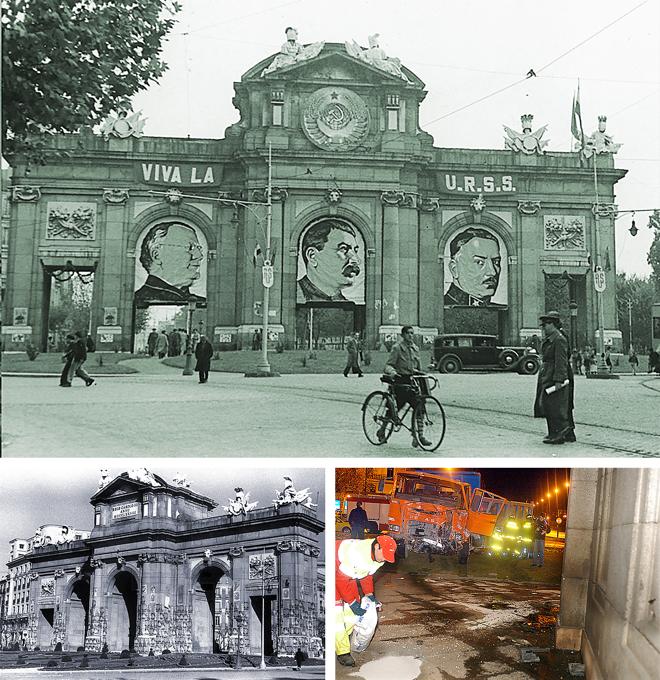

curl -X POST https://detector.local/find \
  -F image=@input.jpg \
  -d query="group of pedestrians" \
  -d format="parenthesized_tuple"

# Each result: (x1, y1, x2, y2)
(147, 327, 201, 359)
(59, 330, 95, 388)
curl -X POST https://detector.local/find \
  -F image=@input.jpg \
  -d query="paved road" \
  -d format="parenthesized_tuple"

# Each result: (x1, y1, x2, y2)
(3, 363, 659, 457)
(336, 563, 575, 680)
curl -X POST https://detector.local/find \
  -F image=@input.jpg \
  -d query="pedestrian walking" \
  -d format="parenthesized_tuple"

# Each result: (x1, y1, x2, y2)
(294, 647, 306, 671)
(147, 328, 158, 356)
(156, 330, 169, 359)
(168, 329, 180, 357)
(628, 347, 639, 375)
(343, 332, 363, 377)
(191, 329, 200, 352)
(582, 348, 592, 376)
(59, 333, 76, 387)
(570, 349, 582, 375)
(348, 501, 369, 539)
(67, 330, 95, 387)
(648, 348, 659, 374)
(604, 347, 613, 373)
(178, 328, 188, 356)
(534, 311, 570, 445)
(252, 328, 262, 351)
(194, 335, 213, 383)
(531, 514, 549, 567)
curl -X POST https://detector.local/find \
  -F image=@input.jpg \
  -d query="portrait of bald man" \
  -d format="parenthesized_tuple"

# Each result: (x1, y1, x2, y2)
(444, 226, 507, 308)
(134, 222, 207, 306)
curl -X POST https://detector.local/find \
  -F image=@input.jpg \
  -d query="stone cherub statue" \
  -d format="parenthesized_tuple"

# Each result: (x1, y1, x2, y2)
(261, 27, 325, 76)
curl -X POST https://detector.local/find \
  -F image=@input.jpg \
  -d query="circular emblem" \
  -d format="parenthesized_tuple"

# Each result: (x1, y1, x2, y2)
(302, 87, 369, 151)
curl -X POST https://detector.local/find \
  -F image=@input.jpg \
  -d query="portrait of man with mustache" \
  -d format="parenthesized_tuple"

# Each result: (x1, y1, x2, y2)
(297, 219, 363, 302)
(444, 227, 506, 308)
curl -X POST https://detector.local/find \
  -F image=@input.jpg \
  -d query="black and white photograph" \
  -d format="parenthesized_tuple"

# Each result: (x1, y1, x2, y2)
(0, 460, 325, 678)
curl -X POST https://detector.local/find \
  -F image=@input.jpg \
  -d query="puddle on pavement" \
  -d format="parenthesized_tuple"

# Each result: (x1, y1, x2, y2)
(350, 656, 422, 680)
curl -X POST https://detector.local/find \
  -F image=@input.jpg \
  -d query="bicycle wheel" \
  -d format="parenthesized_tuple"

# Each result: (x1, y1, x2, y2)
(362, 391, 395, 445)
(413, 395, 446, 451)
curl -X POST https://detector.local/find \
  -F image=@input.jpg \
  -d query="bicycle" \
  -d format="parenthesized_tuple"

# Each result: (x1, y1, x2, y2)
(361, 373, 446, 451)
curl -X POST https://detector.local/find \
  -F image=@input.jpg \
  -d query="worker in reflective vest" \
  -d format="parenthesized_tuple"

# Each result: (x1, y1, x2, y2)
(335, 535, 397, 667)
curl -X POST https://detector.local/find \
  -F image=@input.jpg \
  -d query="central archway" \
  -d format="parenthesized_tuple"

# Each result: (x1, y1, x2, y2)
(107, 571, 138, 651)
(191, 565, 230, 653)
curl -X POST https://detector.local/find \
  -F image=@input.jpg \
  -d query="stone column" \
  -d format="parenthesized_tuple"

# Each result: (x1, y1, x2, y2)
(100, 190, 129, 349)
(380, 191, 402, 335)
(518, 201, 543, 335)
(85, 560, 106, 652)
(398, 193, 418, 325)
(556, 468, 599, 650)
(418, 198, 441, 331)
(4, 187, 42, 349)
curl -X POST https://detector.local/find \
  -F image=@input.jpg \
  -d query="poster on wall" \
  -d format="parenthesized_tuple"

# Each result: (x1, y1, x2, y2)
(443, 225, 508, 308)
(296, 218, 365, 304)
(133, 221, 207, 307)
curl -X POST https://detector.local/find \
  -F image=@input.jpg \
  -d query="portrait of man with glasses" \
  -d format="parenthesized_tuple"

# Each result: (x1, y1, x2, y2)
(134, 221, 207, 305)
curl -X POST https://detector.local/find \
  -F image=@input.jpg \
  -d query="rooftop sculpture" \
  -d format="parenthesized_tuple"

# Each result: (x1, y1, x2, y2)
(503, 114, 548, 155)
(345, 34, 411, 82)
(261, 27, 324, 76)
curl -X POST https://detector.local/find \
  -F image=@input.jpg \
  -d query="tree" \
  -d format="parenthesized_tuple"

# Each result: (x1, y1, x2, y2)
(2, 0, 181, 160)
(616, 273, 654, 351)
(648, 211, 660, 297)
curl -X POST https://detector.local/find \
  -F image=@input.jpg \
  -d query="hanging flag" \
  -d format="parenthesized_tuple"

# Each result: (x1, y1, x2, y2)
(571, 82, 584, 152)
(252, 243, 262, 267)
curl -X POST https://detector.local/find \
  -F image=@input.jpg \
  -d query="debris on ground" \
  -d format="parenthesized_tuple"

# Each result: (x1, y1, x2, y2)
(518, 646, 549, 663)
(568, 662, 586, 676)
(525, 612, 558, 629)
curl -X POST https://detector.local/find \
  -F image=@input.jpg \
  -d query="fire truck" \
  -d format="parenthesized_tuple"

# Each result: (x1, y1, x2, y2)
(386, 470, 507, 560)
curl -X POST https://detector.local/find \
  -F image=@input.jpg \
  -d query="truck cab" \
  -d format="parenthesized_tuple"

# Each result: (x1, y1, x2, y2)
(387, 470, 506, 556)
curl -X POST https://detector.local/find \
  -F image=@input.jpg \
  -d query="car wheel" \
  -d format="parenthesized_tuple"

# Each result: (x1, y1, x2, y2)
(498, 349, 519, 369)
(520, 357, 540, 375)
(439, 355, 461, 374)
(341, 527, 351, 536)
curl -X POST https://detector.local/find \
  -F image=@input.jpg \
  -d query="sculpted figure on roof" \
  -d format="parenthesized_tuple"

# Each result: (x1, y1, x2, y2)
(261, 27, 325, 76)
(345, 34, 411, 82)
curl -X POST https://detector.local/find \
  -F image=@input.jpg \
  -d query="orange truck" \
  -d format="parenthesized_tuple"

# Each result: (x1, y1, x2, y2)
(386, 470, 507, 559)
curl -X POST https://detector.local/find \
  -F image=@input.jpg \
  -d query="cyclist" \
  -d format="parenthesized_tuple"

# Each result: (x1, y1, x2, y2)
(379, 325, 432, 447)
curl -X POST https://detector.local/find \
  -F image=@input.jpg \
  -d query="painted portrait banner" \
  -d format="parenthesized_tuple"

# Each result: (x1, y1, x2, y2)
(134, 221, 207, 307)
(296, 217, 365, 304)
(443, 225, 508, 308)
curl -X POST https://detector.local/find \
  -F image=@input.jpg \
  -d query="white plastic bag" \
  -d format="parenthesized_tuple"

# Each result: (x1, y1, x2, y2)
(350, 596, 379, 652)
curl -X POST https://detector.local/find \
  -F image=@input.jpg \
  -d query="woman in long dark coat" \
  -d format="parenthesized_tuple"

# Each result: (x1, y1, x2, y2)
(194, 335, 214, 383)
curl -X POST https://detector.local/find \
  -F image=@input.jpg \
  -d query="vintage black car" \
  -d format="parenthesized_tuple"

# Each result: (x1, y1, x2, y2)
(432, 334, 539, 375)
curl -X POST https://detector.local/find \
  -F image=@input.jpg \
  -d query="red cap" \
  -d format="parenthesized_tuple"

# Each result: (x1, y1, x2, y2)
(376, 535, 397, 562)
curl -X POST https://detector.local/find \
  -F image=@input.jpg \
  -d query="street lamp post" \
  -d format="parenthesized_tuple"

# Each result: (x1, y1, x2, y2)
(256, 143, 274, 376)
(183, 299, 196, 376)
(234, 611, 244, 669)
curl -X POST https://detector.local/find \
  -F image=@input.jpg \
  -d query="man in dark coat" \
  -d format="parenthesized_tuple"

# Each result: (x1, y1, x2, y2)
(194, 335, 214, 383)
(343, 332, 363, 377)
(67, 330, 95, 387)
(147, 328, 158, 356)
(59, 333, 76, 386)
(534, 311, 569, 444)
(348, 501, 369, 539)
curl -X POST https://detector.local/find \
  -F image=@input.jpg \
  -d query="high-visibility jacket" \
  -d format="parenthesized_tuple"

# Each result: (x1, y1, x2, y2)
(335, 539, 385, 604)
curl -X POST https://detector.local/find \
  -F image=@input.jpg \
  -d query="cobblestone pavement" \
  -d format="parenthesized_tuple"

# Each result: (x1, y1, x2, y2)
(336, 565, 579, 680)
(3, 365, 658, 457)
(0, 666, 323, 679)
